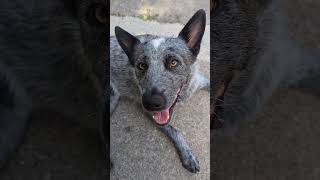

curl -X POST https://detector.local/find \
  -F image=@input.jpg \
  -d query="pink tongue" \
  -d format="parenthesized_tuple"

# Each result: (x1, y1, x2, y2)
(153, 108, 170, 125)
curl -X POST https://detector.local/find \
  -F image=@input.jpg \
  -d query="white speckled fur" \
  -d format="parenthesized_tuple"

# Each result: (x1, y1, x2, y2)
(150, 38, 165, 50)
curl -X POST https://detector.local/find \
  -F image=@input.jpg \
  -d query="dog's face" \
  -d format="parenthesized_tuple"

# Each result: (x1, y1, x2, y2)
(115, 10, 206, 125)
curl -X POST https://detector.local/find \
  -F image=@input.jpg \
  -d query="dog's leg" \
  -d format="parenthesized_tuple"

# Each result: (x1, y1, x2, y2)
(0, 66, 31, 169)
(110, 81, 120, 115)
(159, 124, 200, 173)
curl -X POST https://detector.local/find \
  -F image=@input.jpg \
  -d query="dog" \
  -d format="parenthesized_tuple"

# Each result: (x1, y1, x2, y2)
(0, 0, 108, 170)
(110, 9, 209, 173)
(211, 0, 320, 132)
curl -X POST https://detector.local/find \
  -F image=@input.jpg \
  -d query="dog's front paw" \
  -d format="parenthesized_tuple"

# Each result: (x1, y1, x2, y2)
(180, 149, 200, 173)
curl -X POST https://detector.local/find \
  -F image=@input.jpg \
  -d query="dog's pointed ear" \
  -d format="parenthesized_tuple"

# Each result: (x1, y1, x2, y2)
(178, 9, 206, 56)
(115, 26, 141, 64)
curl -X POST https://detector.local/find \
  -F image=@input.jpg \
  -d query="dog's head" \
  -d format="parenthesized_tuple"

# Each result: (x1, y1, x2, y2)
(115, 10, 206, 125)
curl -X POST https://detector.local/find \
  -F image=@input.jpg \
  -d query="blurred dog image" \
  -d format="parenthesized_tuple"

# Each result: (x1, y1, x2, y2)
(211, 0, 320, 132)
(0, 0, 108, 172)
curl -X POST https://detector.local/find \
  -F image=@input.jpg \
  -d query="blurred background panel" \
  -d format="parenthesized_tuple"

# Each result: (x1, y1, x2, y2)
(212, 1, 320, 180)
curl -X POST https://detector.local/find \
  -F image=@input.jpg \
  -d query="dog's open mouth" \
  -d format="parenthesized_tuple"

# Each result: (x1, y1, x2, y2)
(152, 87, 182, 125)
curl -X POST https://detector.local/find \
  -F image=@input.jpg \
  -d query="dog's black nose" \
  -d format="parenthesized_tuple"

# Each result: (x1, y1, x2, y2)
(142, 88, 166, 111)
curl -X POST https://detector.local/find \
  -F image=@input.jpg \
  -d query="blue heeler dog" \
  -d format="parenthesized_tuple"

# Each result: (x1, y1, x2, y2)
(110, 10, 209, 173)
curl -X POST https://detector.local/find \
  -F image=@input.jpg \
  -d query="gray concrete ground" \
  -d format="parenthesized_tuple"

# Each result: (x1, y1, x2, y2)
(110, 0, 210, 25)
(110, 16, 210, 180)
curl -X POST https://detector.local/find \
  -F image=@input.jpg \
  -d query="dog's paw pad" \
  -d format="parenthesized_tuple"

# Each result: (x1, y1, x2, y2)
(181, 149, 200, 173)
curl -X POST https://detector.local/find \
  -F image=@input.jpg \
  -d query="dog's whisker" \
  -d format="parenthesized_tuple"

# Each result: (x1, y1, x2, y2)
(215, 98, 225, 103)
(214, 103, 237, 107)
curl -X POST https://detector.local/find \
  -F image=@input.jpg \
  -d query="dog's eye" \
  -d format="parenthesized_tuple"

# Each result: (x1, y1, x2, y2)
(137, 62, 148, 71)
(86, 3, 108, 26)
(167, 57, 179, 69)
(169, 59, 178, 68)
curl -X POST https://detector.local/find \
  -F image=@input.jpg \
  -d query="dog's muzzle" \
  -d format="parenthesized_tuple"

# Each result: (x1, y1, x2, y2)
(142, 88, 167, 111)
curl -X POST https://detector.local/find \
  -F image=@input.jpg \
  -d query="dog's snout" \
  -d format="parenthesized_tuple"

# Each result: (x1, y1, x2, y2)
(142, 88, 166, 111)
